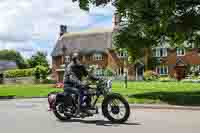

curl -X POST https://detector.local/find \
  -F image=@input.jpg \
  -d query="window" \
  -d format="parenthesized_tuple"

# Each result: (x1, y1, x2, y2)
(156, 65, 168, 75)
(118, 51, 128, 58)
(118, 67, 124, 76)
(153, 48, 167, 57)
(177, 48, 185, 56)
(93, 54, 103, 61)
(95, 69, 103, 76)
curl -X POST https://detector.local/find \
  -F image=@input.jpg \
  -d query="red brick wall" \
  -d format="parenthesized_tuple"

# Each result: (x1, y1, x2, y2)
(166, 48, 200, 64)
(107, 50, 120, 70)
(52, 54, 109, 82)
(52, 51, 136, 81)
(52, 56, 63, 81)
(162, 48, 200, 77)
(107, 50, 135, 79)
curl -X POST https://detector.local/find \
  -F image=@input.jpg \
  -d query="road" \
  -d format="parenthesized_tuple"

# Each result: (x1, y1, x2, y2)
(0, 98, 200, 133)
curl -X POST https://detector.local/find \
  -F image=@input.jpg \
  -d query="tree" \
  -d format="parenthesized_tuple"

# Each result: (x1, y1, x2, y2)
(34, 65, 49, 81)
(72, 0, 200, 62)
(0, 50, 28, 69)
(15, 52, 29, 69)
(28, 51, 49, 68)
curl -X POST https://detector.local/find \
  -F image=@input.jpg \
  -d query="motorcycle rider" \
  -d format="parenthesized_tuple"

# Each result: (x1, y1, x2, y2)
(63, 52, 98, 112)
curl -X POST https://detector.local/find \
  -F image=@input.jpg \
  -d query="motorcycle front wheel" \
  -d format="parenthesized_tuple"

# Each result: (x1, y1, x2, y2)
(53, 102, 71, 121)
(102, 93, 130, 123)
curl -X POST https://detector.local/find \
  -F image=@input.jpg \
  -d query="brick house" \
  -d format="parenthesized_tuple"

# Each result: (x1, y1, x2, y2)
(51, 15, 200, 82)
(51, 27, 139, 82)
(152, 47, 200, 79)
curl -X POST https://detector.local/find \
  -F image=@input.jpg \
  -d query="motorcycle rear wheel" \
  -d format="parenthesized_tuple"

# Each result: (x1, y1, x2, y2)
(102, 93, 130, 123)
(53, 102, 71, 121)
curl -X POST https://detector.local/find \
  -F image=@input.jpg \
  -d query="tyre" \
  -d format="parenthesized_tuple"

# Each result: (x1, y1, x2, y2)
(53, 102, 71, 121)
(102, 93, 130, 123)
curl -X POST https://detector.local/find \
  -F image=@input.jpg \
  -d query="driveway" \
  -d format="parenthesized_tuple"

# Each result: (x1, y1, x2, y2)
(0, 98, 200, 133)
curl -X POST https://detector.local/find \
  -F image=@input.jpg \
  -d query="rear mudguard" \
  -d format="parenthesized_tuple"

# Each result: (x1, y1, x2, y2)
(49, 89, 77, 111)
(48, 92, 59, 111)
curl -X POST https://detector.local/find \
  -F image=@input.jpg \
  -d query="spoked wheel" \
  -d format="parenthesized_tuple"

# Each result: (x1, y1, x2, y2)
(53, 102, 71, 121)
(102, 93, 130, 123)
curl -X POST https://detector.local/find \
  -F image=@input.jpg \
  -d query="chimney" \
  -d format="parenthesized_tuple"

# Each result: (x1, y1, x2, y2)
(112, 12, 120, 30)
(60, 25, 67, 37)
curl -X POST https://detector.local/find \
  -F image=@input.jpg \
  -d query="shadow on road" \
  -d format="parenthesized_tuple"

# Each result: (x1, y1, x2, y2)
(58, 119, 141, 127)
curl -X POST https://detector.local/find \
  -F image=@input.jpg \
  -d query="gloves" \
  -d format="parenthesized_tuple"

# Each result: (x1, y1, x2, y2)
(82, 80, 88, 86)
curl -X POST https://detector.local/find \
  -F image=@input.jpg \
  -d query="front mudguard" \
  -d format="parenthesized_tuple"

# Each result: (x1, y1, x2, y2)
(103, 93, 124, 101)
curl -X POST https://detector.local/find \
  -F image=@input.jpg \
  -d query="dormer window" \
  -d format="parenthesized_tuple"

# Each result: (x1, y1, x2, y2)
(177, 48, 185, 56)
(153, 48, 167, 57)
(118, 51, 128, 58)
(93, 53, 103, 61)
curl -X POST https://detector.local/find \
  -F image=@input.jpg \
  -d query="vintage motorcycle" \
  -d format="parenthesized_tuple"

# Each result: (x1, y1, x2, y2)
(48, 77, 130, 123)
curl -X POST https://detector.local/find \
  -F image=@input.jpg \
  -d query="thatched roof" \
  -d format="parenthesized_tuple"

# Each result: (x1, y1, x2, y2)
(79, 48, 107, 55)
(51, 41, 64, 57)
(51, 28, 113, 57)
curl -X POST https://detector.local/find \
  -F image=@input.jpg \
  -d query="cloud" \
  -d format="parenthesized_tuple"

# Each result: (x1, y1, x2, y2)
(89, 3, 116, 16)
(0, 0, 93, 42)
(0, 0, 114, 64)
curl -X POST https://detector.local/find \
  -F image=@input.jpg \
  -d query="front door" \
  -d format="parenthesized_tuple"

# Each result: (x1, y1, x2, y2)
(136, 64, 144, 81)
(175, 66, 186, 81)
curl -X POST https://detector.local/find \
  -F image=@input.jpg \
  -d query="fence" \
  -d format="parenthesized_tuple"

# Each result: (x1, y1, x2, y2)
(3, 77, 35, 84)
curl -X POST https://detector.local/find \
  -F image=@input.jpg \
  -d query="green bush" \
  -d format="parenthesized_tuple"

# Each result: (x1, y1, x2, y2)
(144, 70, 159, 81)
(34, 66, 40, 80)
(4, 66, 49, 83)
(4, 68, 35, 78)
(34, 65, 49, 80)
(104, 68, 114, 76)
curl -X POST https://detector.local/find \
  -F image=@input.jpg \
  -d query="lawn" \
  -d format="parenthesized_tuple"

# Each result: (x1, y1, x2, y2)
(113, 81, 200, 106)
(0, 84, 62, 97)
(1, 81, 200, 106)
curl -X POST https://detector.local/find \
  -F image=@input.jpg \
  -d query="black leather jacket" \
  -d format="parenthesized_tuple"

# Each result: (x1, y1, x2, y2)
(63, 62, 98, 89)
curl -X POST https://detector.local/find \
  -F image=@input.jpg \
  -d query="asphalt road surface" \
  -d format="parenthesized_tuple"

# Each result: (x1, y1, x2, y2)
(0, 98, 200, 133)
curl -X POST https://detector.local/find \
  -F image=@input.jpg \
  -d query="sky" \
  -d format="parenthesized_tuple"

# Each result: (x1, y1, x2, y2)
(0, 0, 115, 64)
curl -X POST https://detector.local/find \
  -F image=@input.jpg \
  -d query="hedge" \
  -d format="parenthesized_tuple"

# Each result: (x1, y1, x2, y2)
(4, 68, 35, 78)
